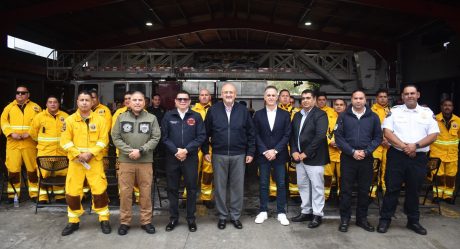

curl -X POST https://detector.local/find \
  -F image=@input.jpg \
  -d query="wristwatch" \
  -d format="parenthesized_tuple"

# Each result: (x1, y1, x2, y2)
(139, 147, 144, 154)
(415, 143, 421, 149)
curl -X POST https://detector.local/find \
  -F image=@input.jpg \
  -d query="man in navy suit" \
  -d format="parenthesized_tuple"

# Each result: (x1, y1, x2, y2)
(253, 86, 292, 226)
(290, 89, 329, 228)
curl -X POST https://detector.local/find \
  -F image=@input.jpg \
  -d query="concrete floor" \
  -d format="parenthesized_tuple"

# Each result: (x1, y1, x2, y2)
(1, 196, 459, 249)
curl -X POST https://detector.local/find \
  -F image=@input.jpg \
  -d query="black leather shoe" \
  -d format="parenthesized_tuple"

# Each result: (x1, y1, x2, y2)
(218, 219, 226, 229)
(356, 219, 375, 232)
(165, 219, 178, 232)
(308, 215, 322, 228)
(338, 219, 350, 232)
(203, 200, 215, 209)
(188, 220, 197, 232)
(290, 213, 313, 222)
(230, 220, 243, 229)
(61, 223, 79, 236)
(141, 223, 156, 234)
(100, 221, 112, 234)
(30, 197, 37, 203)
(406, 222, 427, 235)
(377, 220, 390, 233)
(118, 224, 130, 236)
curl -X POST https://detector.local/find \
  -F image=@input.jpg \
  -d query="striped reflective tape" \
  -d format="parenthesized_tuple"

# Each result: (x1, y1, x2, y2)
(96, 141, 106, 148)
(62, 142, 75, 150)
(38, 137, 60, 142)
(434, 140, 459, 145)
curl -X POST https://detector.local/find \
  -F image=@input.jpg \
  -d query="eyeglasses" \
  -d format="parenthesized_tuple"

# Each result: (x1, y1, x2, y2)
(16, 91, 29, 95)
(176, 98, 190, 102)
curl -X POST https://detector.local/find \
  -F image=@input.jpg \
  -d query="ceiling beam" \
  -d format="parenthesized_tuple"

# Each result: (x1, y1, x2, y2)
(141, 0, 165, 26)
(297, 0, 315, 26)
(247, 0, 251, 19)
(270, 0, 279, 24)
(195, 32, 205, 45)
(206, 0, 214, 20)
(175, 0, 190, 24)
(82, 17, 396, 60)
(1, 0, 126, 24)
(340, 0, 460, 34)
(339, 0, 460, 21)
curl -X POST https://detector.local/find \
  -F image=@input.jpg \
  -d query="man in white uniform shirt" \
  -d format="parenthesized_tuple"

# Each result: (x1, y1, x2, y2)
(377, 85, 439, 235)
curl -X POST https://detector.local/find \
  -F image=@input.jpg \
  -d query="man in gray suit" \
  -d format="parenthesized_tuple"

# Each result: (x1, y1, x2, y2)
(290, 89, 329, 228)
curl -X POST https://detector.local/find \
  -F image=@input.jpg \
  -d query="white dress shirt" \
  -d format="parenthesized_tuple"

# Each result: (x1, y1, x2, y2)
(266, 106, 277, 131)
(382, 104, 439, 152)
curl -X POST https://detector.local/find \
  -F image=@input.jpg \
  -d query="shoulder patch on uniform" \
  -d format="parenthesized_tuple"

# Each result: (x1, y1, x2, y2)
(139, 122, 150, 134)
(386, 111, 392, 118)
(61, 122, 66, 132)
(33, 105, 40, 112)
(98, 109, 105, 115)
(187, 117, 196, 126)
(121, 122, 134, 133)
(60, 116, 65, 122)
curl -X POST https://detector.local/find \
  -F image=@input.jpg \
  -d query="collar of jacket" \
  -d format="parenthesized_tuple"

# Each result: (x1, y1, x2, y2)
(195, 102, 211, 110)
(75, 109, 94, 121)
(128, 109, 147, 118)
(12, 99, 30, 106)
(345, 104, 372, 117)
(172, 108, 193, 117)
(45, 108, 62, 117)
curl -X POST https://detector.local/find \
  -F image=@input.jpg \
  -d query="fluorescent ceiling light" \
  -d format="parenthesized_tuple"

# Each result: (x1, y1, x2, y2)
(304, 22, 312, 26)
(146, 22, 153, 26)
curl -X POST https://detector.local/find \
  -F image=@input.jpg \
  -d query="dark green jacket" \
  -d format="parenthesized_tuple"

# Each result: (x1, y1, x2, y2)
(111, 110, 161, 163)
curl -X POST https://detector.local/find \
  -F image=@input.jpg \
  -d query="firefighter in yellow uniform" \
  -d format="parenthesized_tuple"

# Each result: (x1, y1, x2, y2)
(324, 99, 346, 200)
(90, 89, 112, 156)
(29, 96, 69, 203)
(192, 89, 214, 208)
(317, 92, 336, 119)
(278, 89, 300, 198)
(371, 89, 391, 197)
(60, 91, 111, 236)
(430, 99, 460, 203)
(1, 86, 41, 201)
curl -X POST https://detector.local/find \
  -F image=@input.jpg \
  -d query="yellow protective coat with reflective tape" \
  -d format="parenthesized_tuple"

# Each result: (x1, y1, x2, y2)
(1, 100, 41, 149)
(60, 110, 108, 161)
(430, 113, 460, 162)
(29, 109, 69, 157)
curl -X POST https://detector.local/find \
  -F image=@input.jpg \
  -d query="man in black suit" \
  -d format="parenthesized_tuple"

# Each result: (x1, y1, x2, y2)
(290, 90, 329, 228)
(253, 86, 292, 226)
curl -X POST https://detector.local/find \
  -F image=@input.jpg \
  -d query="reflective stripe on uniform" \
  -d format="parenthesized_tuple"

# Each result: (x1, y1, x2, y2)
(7, 188, 20, 193)
(96, 141, 106, 148)
(10, 125, 31, 130)
(53, 190, 65, 194)
(96, 208, 110, 216)
(29, 187, 39, 192)
(76, 147, 90, 152)
(37, 137, 60, 142)
(68, 211, 81, 218)
(434, 139, 459, 145)
(62, 142, 75, 150)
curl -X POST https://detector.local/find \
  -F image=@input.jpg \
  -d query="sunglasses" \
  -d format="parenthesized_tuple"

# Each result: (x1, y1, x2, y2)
(176, 98, 190, 102)
(16, 91, 29, 95)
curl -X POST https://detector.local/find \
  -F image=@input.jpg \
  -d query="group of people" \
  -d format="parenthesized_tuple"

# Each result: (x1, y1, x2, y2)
(1, 82, 458, 238)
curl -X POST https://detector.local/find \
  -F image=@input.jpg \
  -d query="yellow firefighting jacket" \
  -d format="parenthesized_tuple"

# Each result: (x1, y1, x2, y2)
(60, 110, 108, 161)
(326, 111, 341, 162)
(371, 103, 390, 154)
(278, 103, 300, 120)
(112, 106, 128, 129)
(93, 103, 112, 133)
(29, 109, 69, 157)
(192, 102, 211, 120)
(430, 113, 460, 162)
(1, 99, 42, 149)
